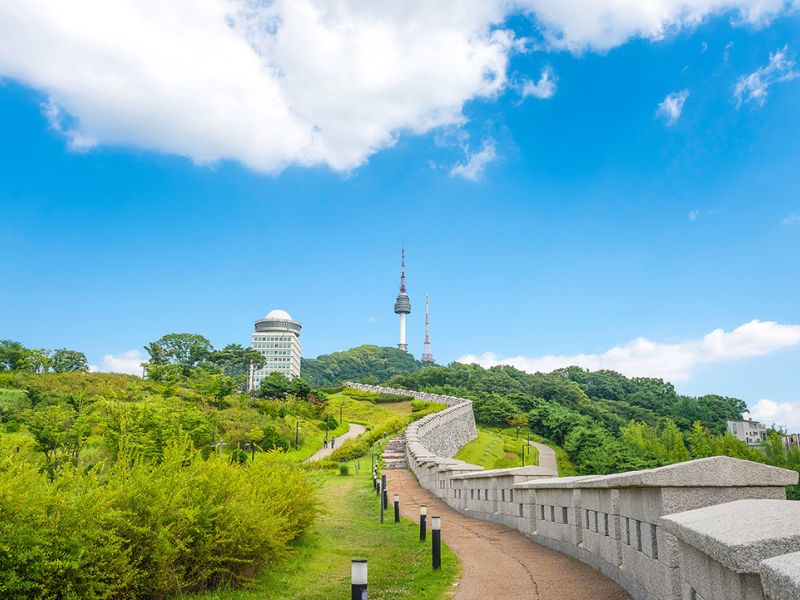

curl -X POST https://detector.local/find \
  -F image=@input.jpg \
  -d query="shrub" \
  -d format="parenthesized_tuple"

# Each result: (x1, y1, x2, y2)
(339, 463, 350, 476)
(0, 438, 317, 598)
(329, 438, 370, 462)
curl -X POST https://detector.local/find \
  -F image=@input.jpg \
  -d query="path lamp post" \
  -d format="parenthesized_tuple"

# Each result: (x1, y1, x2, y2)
(394, 494, 400, 523)
(419, 505, 427, 541)
(431, 516, 442, 569)
(295, 421, 299, 450)
(351, 559, 368, 600)
(381, 474, 388, 510)
(379, 481, 384, 524)
(521, 444, 525, 467)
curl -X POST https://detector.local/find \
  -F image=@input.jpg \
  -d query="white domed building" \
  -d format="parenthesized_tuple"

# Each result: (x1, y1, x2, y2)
(248, 309, 302, 390)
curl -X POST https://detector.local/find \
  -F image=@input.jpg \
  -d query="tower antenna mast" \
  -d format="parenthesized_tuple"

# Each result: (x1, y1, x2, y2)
(421, 293, 435, 364)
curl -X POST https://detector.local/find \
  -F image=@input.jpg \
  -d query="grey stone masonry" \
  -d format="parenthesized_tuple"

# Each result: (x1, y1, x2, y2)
(761, 551, 800, 600)
(353, 384, 800, 600)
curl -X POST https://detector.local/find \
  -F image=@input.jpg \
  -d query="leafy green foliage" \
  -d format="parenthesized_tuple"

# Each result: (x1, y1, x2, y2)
(0, 438, 316, 598)
(144, 333, 213, 376)
(258, 372, 291, 398)
(300, 345, 423, 388)
(0, 340, 89, 374)
(387, 362, 751, 475)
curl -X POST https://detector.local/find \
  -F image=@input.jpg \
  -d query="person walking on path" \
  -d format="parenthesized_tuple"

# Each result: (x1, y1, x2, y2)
(324, 436, 328, 448)
(331, 437, 336, 449)
(305, 424, 365, 463)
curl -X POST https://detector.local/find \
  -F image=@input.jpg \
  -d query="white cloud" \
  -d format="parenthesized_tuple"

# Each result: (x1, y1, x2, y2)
(519, 66, 557, 99)
(90, 349, 145, 376)
(514, 0, 798, 52)
(450, 140, 497, 181)
(749, 399, 800, 431)
(0, 1, 796, 174)
(656, 89, 689, 124)
(688, 209, 700, 221)
(782, 214, 800, 225)
(734, 45, 798, 108)
(458, 320, 800, 382)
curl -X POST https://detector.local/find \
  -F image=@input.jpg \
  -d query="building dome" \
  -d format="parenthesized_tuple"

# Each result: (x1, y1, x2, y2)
(265, 309, 292, 321)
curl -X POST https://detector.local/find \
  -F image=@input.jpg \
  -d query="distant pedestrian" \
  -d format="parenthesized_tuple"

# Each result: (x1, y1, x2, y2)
(331, 437, 336, 449)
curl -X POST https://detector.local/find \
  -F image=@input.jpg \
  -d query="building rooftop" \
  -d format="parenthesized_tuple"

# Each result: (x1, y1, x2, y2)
(265, 309, 292, 320)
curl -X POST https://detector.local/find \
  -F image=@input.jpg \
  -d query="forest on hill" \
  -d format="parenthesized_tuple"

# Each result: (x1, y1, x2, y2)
(301, 344, 423, 388)
(387, 362, 800, 497)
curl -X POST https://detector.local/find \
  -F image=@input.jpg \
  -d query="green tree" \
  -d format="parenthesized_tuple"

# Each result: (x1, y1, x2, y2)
(686, 422, 715, 458)
(0, 340, 30, 371)
(288, 377, 312, 400)
(24, 349, 51, 373)
(208, 344, 265, 389)
(50, 349, 89, 372)
(259, 372, 290, 399)
(508, 413, 529, 439)
(143, 333, 212, 376)
(190, 369, 238, 409)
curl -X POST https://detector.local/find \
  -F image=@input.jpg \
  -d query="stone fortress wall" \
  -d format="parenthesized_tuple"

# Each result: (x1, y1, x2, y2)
(346, 382, 800, 600)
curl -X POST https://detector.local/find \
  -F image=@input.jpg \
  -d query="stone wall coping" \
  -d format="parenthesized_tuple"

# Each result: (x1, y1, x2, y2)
(760, 551, 800, 600)
(661, 499, 800, 573)
(513, 474, 601, 489)
(439, 463, 485, 473)
(450, 465, 557, 480)
(574, 456, 798, 488)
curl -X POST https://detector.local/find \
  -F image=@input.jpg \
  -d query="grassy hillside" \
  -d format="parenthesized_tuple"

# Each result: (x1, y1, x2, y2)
(0, 371, 455, 598)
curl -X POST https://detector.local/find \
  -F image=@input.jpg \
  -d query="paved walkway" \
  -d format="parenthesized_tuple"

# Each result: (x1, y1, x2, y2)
(386, 470, 629, 600)
(531, 441, 557, 473)
(305, 423, 366, 462)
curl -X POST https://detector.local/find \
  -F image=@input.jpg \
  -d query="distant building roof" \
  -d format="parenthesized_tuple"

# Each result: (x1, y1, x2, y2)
(265, 309, 292, 320)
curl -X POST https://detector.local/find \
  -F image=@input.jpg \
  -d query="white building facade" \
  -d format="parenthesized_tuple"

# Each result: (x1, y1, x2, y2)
(248, 309, 302, 390)
(726, 419, 767, 446)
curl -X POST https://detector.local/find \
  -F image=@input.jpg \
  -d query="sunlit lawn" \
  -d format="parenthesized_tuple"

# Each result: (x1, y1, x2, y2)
(187, 463, 460, 600)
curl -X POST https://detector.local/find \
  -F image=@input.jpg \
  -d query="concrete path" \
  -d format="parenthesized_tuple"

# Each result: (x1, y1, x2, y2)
(305, 423, 366, 462)
(531, 441, 557, 473)
(386, 469, 629, 600)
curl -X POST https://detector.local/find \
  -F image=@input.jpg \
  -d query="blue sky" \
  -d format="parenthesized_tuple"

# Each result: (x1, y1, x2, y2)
(1, 2, 799, 426)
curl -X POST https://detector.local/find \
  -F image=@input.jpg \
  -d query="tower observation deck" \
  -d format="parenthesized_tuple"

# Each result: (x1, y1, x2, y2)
(394, 247, 411, 352)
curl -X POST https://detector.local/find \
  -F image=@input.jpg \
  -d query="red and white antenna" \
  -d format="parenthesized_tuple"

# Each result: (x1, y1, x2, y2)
(421, 293, 435, 364)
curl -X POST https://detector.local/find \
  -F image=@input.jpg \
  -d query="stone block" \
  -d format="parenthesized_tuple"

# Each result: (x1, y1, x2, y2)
(760, 551, 800, 600)
(661, 499, 800, 574)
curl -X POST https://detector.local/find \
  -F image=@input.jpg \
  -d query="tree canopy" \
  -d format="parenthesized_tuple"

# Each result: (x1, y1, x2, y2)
(300, 345, 423, 388)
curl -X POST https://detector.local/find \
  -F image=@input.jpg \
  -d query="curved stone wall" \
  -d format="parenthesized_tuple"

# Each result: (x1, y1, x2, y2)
(352, 383, 800, 600)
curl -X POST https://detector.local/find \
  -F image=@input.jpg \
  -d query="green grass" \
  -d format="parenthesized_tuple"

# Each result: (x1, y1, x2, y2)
(454, 426, 538, 470)
(326, 392, 413, 428)
(281, 393, 415, 462)
(185, 463, 460, 600)
(281, 419, 351, 462)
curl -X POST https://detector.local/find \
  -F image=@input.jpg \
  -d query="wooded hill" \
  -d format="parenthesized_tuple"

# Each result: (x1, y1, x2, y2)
(301, 344, 423, 388)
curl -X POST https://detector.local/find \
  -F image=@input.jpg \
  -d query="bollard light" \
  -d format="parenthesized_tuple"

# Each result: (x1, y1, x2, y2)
(431, 516, 442, 570)
(381, 474, 388, 510)
(393, 494, 400, 523)
(419, 504, 427, 541)
(351, 559, 368, 600)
